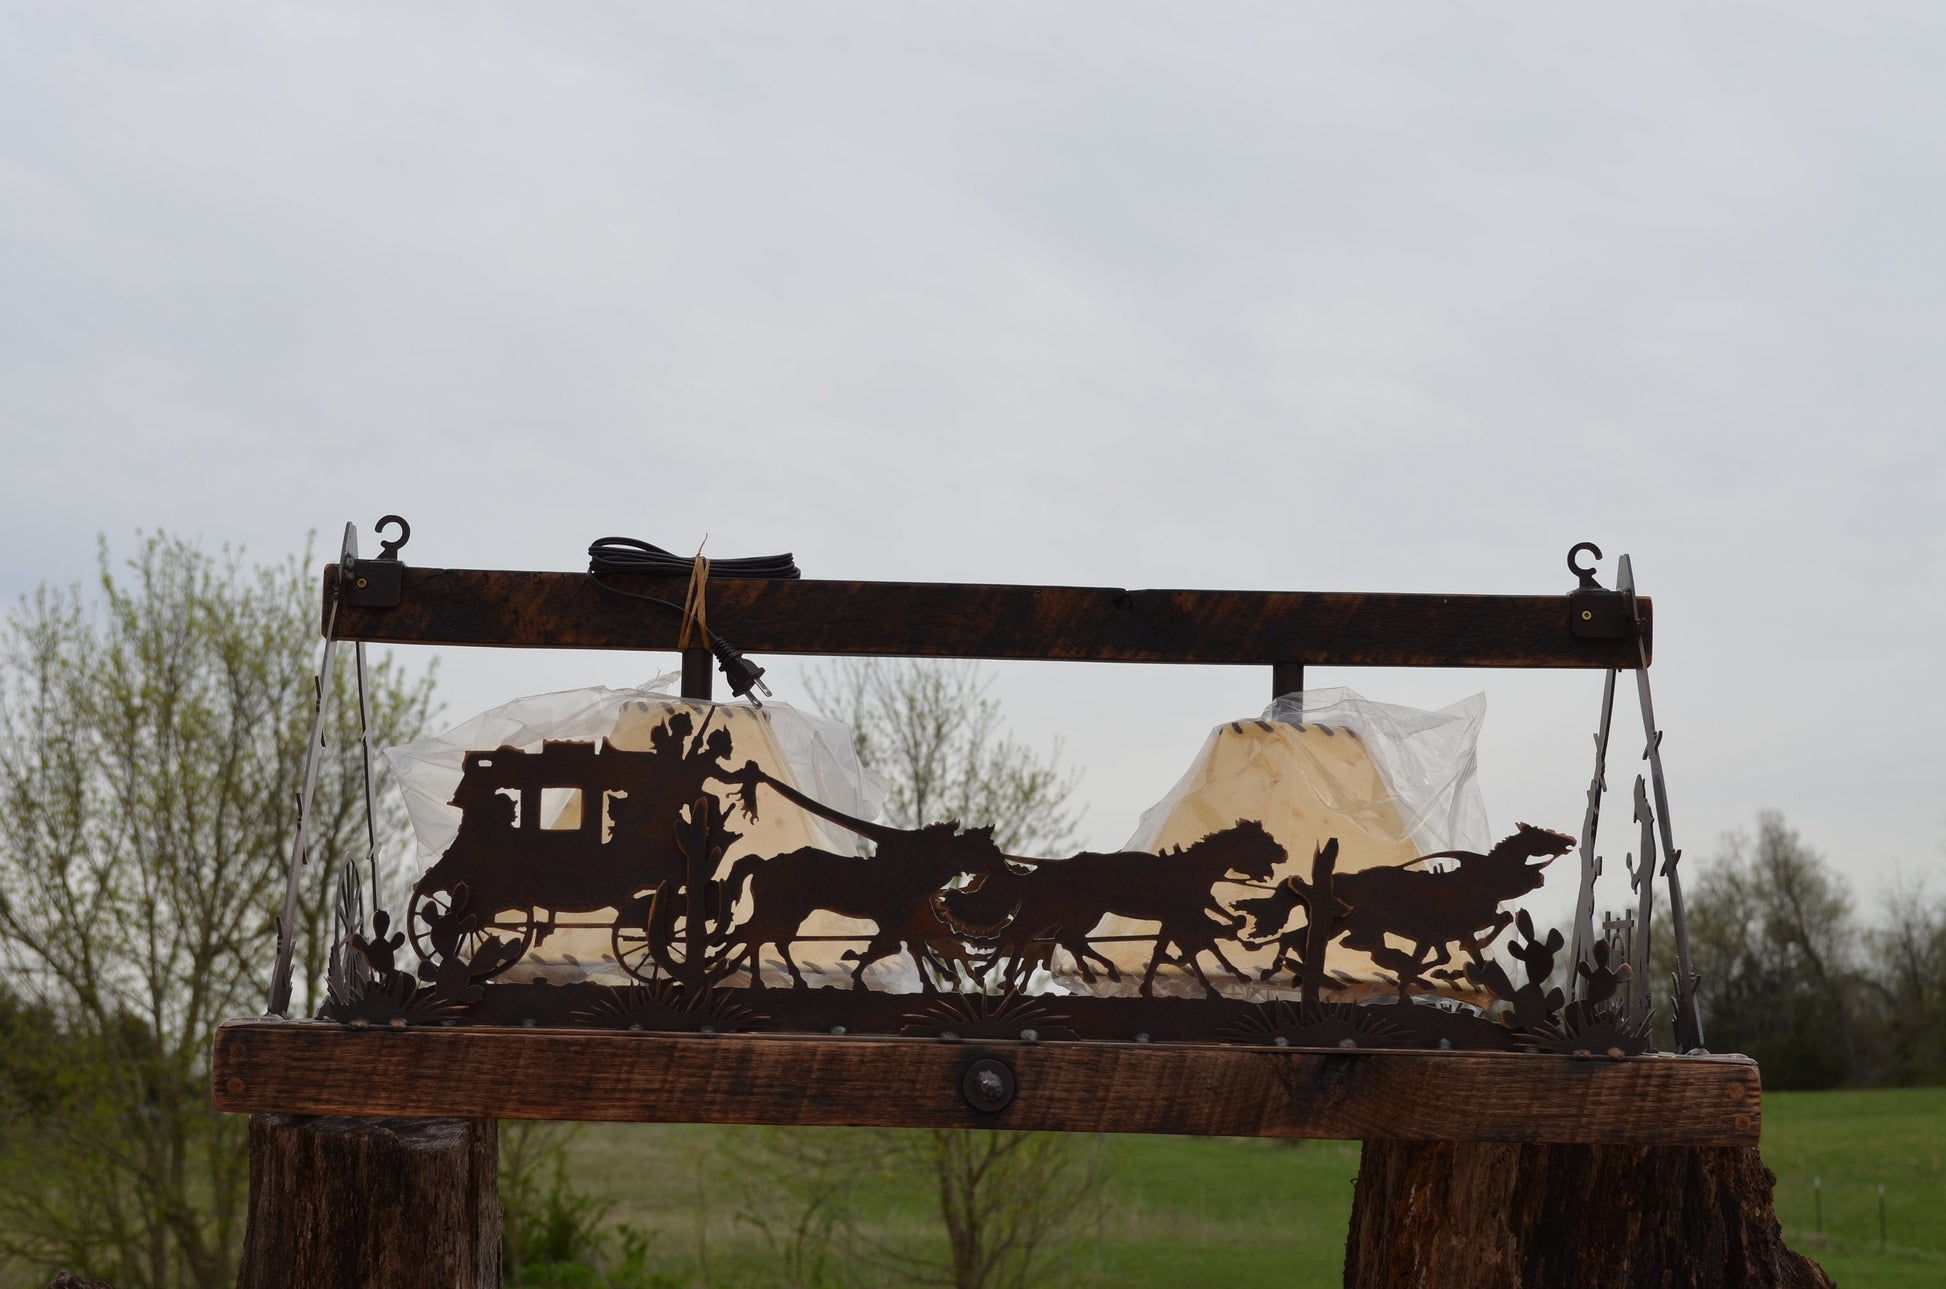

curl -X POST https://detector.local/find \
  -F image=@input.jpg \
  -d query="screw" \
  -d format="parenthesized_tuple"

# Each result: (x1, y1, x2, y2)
(961, 1057, 1016, 1112)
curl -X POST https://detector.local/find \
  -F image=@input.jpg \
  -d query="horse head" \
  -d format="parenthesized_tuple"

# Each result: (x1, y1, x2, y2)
(1481, 822, 1575, 900)
(932, 870, 1023, 939)
(924, 822, 1008, 880)
(1234, 879, 1303, 944)
(1205, 818, 1287, 883)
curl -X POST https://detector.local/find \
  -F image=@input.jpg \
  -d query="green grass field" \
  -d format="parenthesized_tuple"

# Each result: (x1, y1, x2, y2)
(554, 1087, 1944, 1288)
(1761, 1088, 1946, 1288)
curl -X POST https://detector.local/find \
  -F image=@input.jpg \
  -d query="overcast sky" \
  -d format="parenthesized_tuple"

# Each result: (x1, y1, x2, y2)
(4, 4, 1942, 931)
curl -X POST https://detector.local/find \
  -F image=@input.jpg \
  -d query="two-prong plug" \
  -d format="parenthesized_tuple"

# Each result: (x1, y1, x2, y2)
(711, 635, 773, 706)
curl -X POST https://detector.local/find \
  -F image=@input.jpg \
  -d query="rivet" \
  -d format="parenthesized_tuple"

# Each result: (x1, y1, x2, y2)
(961, 1057, 1017, 1113)
(356, 577, 369, 589)
(1580, 609, 1593, 621)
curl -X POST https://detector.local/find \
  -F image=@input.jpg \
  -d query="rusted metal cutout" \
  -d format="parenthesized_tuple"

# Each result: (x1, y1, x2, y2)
(320, 713, 1647, 1055)
(289, 526, 1692, 1065)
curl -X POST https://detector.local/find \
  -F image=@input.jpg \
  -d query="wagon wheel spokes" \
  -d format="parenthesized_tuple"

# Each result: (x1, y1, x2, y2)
(407, 883, 537, 982)
(613, 882, 681, 983)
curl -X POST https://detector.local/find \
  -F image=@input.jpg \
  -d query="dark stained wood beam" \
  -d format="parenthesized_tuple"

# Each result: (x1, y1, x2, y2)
(323, 566, 1650, 669)
(212, 1022, 1752, 1146)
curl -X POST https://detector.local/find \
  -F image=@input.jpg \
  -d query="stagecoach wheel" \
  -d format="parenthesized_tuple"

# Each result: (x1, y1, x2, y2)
(612, 885, 678, 983)
(406, 884, 536, 980)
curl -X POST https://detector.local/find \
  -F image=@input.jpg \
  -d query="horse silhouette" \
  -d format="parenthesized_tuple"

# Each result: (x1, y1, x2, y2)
(714, 761, 1011, 988)
(1236, 823, 1574, 999)
(934, 819, 1287, 995)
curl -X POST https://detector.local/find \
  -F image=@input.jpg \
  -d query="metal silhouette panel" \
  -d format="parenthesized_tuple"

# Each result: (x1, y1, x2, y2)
(323, 707, 1647, 1055)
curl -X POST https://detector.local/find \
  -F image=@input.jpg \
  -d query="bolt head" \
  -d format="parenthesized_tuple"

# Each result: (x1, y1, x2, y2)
(960, 1057, 1017, 1113)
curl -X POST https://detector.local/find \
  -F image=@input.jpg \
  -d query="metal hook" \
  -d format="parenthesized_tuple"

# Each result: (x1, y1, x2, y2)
(375, 515, 411, 561)
(1567, 541, 1603, 590)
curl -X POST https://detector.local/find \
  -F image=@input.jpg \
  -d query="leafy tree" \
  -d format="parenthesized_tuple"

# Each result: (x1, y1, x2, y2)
(1647, 815, 1946, 1088)
(740, 658, 1104, 1289)
(1860, 875, 1946, 1084)
(1670, 812, 1860, 1088)
(808, 658, 1081, 856)
(0, 535, 435, 1288)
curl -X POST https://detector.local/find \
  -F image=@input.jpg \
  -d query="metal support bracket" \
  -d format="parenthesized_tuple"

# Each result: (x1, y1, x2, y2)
(343, 514, 411, 608)
(1567, 541, 1628, 639)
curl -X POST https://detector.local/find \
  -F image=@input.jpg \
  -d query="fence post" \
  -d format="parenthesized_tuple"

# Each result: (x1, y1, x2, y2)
(1345, 1140, 1832, 1288)
(235, 1115, 499, 1289)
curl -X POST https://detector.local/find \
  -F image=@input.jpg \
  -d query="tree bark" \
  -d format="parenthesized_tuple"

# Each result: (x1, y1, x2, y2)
(235, 1115, 499, 1289)
(1345, 1141, 1832, 1289)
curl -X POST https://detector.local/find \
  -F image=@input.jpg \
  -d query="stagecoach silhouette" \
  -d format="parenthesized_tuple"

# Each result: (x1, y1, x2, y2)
(407, 711, 740, 984)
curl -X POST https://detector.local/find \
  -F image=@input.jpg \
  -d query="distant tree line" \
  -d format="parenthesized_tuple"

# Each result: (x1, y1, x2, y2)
(1652, 811, 1946, 1090)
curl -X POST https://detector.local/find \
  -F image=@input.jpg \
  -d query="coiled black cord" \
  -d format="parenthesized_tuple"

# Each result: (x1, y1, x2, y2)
(584, 537, 800, 702)
(587, 537, 800, 580)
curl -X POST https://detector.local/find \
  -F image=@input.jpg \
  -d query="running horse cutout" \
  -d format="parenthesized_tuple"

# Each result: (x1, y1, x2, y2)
(932, 820, 1287, 994)
(714, 760, 1012, 989)
(1235, 823, 1576, 1001)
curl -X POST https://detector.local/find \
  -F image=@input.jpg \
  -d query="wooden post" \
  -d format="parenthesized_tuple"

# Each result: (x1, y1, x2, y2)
(235, 1115, 500, 1289)
(1345, 1140, 1833, 1288)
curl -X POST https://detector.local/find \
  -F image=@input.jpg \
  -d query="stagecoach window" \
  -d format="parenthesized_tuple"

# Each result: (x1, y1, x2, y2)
(494, 787, 521, 829)
(539, 787, 582, 830)
(602, 790, 628, 844)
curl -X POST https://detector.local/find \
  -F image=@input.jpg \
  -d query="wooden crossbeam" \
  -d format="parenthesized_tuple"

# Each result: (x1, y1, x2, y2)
(212, 1021, 1753, 1146)
(322, 567, 1648, 668)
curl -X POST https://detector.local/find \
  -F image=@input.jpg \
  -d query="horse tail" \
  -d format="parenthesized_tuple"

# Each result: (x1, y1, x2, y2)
(717, 854, 762, 935)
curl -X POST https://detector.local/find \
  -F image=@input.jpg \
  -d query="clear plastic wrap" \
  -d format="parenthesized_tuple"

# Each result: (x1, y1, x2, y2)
(1129, 686, 1489, 857)
(1084, 686, 1490, 998)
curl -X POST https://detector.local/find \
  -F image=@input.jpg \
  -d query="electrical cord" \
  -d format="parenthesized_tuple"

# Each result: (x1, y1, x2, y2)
(587, 537, 800, 580)
(585, 537, 800, 703)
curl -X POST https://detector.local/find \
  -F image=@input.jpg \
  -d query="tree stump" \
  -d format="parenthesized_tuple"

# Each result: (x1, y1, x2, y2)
(1345, 1141, 1832, 1288)
(236, 1115, 499, 1289)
